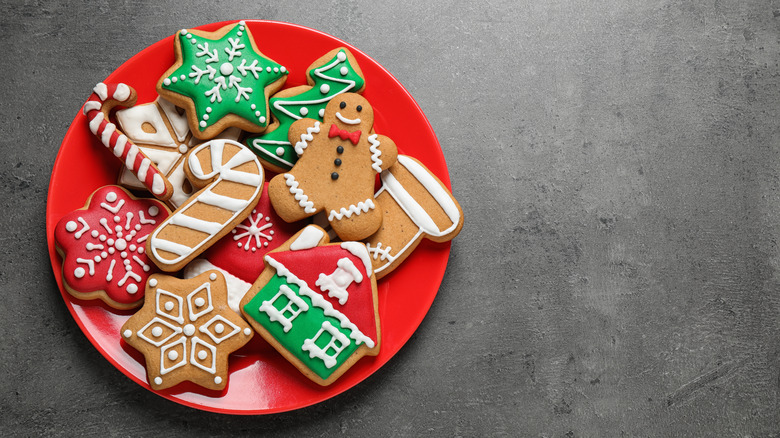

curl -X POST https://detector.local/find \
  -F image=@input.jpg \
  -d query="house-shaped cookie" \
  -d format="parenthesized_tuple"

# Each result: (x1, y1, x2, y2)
(240, 225, 380, 385)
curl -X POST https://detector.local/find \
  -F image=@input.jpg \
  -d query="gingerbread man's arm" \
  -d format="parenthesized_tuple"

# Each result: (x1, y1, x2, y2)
(367, 133, 398, 173)
(288, 118, 322, 157)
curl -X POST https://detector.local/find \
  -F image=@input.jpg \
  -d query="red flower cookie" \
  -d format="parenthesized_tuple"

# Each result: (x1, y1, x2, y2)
(54, 186, 171, 309)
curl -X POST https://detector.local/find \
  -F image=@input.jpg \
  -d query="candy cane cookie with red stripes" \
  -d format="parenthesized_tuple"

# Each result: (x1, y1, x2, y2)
(83, 83, 174, 201)
(147, 139, 264, 272)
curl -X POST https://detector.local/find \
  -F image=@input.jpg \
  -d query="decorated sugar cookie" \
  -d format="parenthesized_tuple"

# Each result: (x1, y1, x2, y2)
(246, 48, 366, 172)
(147, 139, 264, 272)
(240, 225, 380, 386)
(54, 186, 171, 309)
(83, 83, 174, 201)
(121, 270, 253, 390)
(364, 155, 463, 279)
(114, 96, 241, 208)
(268, 93, 397, 241)
(157, 20, 288, 139)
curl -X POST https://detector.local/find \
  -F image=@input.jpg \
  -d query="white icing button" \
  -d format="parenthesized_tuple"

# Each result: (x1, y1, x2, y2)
(148, 206, 159, 216)
(168, 350, 179, 361)
(179, 144, 188, 154)
(300, 107, 309, 116)
(154, 377, 163, 385)
(151, 327, 163, 337)
(206, 107, 212, 113)
(91, 230, 99, 238)
(276, 147, 285, 157)
(273, 67, 279, 73)
(164, 302, 174, 311)
(259, 116, 266, 123)
(200, 121, 207, 127)
(243, 328, 251, 336)
(251, 104, 256, 110)
(149, 278, 158, 287)
(209, 273, 217, 281)
(65, 221, 79, 233)
(184, 324, 195, 336)
(220, 62, 234, 75)
(320, 84, 330, 94)
(171, 77, 178, 83)
(203, 114, 210, 120)
(337, 51, 347, 62)
(281, 66, 287, 73)
(115, 238, 127, 251)
(180, 74, 186, 81)
(215, 323, 224, 334)
(340, 66, 349, 76)
(163, 78, 171, 86)
(127, 284, 138, 294)
(266, 67, 271, 72)
(123, 329, 132, 338)
(195, 297, 206, 307)
(74, 267, 85, 279)
(214, 376, 222, 384)
(106, 192, 118, 202)
(319, 109, 325, 118)
(198, 350, 208, 360)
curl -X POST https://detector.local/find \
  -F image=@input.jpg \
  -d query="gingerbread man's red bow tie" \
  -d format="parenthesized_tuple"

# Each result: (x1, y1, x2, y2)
(328, 124, 361, 145)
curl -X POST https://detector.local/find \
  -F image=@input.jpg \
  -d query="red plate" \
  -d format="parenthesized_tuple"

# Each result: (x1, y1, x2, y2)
(46, 20, 452, 414)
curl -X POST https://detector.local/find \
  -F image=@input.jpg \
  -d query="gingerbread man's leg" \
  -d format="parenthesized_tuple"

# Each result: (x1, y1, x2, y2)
(327, 200, 383, 241)
(268, 172, 321, 223)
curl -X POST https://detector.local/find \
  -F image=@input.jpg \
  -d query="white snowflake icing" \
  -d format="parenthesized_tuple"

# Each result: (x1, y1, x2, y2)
(231, 208, 274, 252)
(128, 279, 249, 384)
(64, 190, 160, 295)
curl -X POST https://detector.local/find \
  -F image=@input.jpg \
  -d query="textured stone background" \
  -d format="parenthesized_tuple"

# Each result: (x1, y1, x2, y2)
(3, 0, 780, 436)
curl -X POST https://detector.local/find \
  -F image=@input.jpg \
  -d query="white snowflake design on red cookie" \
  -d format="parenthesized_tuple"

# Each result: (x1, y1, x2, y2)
(54, 186, 171, 309)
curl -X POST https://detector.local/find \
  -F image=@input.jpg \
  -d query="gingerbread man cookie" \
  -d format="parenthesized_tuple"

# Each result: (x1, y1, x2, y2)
(268, 93, 397, 241)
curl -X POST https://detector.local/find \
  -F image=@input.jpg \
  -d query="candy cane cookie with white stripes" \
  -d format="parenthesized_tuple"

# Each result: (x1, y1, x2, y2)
(83, 83, 174, 201)
(147, 139, 264, 272)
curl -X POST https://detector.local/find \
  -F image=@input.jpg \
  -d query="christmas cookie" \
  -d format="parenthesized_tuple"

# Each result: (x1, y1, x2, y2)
(83, 83, 174, 201)
(268, 93, 397, 241)
(54, 186, 171, 309)
(240, 225, 380, 386)
(121, 270, 253, 391)
(157, 20, 288, 140)
(182, 182, 304, 313)
(114, 96, 241, 208)
(147, 139, 264, 272)
(246, 48, 366, 172)
(365, 155, 463, 279)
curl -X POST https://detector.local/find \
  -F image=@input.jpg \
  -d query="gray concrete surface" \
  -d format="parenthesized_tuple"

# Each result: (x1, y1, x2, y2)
(3, 0, 780, 435)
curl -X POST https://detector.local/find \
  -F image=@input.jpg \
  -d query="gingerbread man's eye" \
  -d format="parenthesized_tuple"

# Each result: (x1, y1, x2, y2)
(339, 101, 346, 109)
(356, 105, 362, 112)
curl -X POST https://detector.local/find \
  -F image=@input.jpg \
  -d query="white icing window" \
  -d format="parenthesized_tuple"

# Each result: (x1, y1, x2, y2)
(301, 321, 350, 369)
(314, 257, 363, 305)
(258, 285, 309, 333)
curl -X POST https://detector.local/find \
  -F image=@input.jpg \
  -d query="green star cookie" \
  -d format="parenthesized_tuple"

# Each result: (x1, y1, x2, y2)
(157, 20, 288, 140)
(246, 48, 366, 172)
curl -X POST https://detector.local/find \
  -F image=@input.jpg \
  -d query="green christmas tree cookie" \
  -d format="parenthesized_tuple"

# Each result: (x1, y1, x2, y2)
(246, 48, 366, 172)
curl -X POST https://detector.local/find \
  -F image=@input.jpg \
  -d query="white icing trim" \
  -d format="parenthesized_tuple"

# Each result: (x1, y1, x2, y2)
(367, 134, 383, 173)
(294, 121, 321, 156)
(284, 173, 316, 213)
(328, 199, 375, 221)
